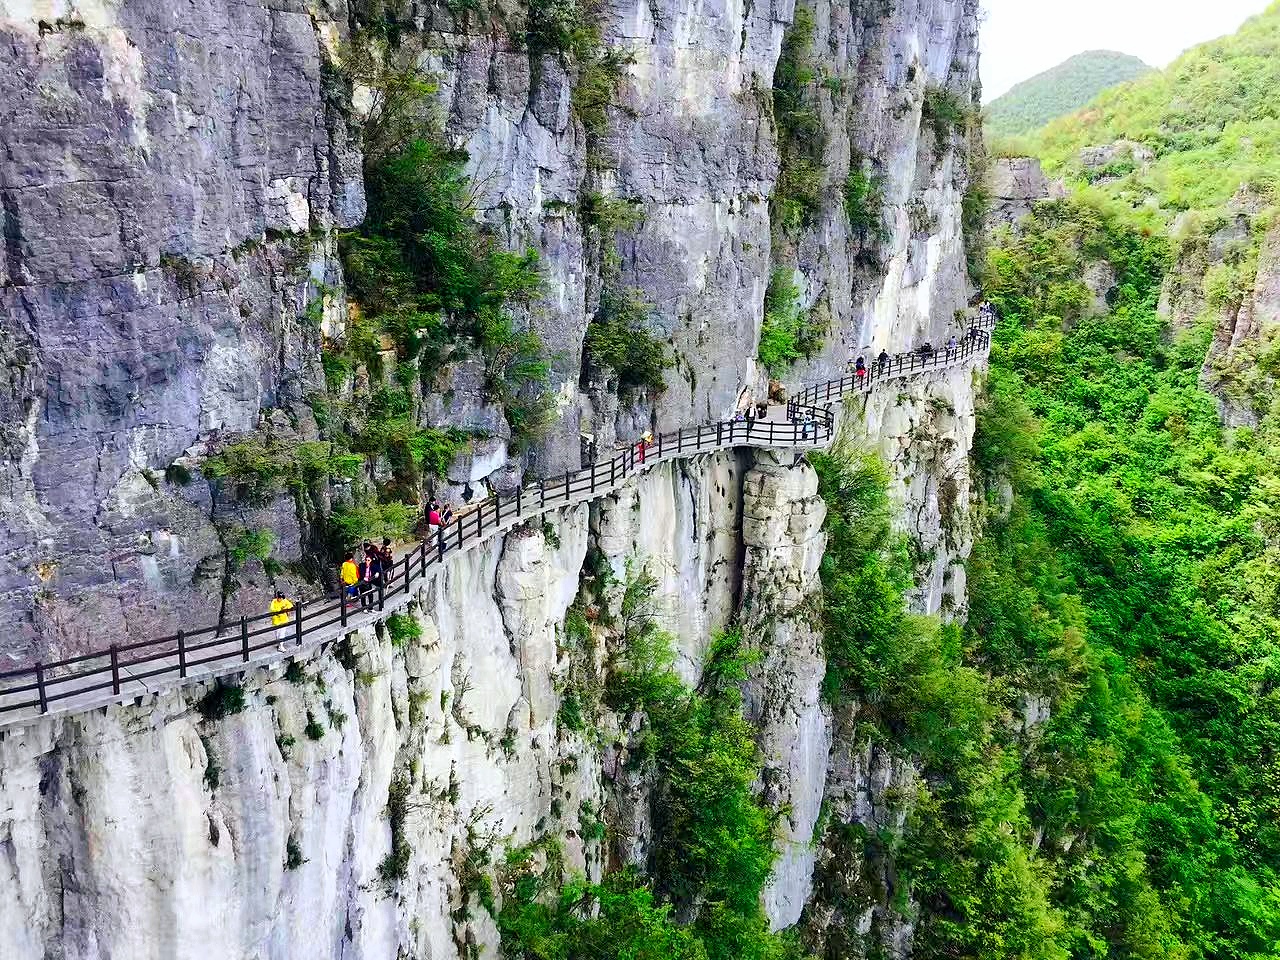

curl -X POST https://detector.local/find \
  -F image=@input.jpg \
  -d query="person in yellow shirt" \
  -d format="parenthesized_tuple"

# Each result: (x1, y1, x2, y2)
(340, 552, 359, 599)
(271, 590, 295, 651)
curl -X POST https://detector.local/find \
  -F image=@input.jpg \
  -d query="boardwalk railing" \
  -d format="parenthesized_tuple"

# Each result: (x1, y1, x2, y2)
(0, 319, 994, 725)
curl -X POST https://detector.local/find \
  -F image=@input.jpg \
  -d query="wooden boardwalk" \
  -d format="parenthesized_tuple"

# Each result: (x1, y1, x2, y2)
(0, 323, 992, 728)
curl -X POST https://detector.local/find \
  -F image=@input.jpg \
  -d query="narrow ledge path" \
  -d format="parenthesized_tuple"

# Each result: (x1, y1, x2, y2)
(0, 322, 993, 728)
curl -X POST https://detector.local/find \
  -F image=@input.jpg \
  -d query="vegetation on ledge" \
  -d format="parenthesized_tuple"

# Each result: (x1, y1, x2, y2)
(757, 270, 822, 377)
(771, 7, 825, 234)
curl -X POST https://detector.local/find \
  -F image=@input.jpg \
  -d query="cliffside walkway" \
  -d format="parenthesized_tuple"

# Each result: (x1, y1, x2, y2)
(0, 321, 994, 727)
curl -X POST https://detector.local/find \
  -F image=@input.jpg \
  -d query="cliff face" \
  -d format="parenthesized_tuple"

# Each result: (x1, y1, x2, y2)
(1198, 217, 1280, 427)
(1, 0, 978, 666)
(0, 0, 983, 955)
(0, 421, 977, 958)
(0, 0, 362, 662)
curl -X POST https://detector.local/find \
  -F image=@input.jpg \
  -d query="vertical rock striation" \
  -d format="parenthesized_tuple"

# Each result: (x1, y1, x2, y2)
(0, 0, 362, 663)
(0, 0, 986, 954)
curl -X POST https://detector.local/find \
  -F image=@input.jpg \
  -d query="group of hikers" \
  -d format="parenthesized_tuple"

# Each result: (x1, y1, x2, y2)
(268, 537, 397, 650)
(736, 401, 770, 420)
(272, 492, 481, 647)
(850, 329, 979, 384)
(263, 304, 1003, 655)
(339, 538, 398, 612)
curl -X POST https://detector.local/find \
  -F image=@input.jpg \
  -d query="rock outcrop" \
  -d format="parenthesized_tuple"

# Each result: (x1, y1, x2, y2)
(1201, 219, 1280, 426)
(986, 155, 1064, 228)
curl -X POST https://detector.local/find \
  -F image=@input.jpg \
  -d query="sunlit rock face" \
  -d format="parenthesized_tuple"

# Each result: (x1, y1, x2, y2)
(0, 0, 985, 954)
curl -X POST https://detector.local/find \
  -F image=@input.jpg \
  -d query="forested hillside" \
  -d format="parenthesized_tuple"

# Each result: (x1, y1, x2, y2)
(985, 51, 1151, 139)
(962, 3, 1280, 956)
(1026, 4, 1280, 212)
(974, 200, 1280, 958)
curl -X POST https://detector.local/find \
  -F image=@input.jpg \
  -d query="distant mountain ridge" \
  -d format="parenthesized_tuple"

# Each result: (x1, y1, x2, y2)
(985, 50, 1152, 138)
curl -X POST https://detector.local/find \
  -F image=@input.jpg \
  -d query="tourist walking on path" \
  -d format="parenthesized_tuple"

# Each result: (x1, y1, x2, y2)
(340, 552, 359, 601)
(878, 349, 890, 374)
(272, 590, 295, 651)
(854, 356, 867, 385)
(358, 549, 377, 611)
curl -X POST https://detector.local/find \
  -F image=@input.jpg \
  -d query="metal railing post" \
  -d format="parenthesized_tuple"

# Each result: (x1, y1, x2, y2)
(35, 662, 48, 714)
(110, 645, 120, 695)
(295, 602, 304, 646)
(590, 460, 596, 493)
(377, 571, 385, 611)
(178, 630, 188, 677)
(240, 616, 250, 661)
(341, 589, 348, 627)
(403, 555, 411, 595)
(516, 485, 523, 517)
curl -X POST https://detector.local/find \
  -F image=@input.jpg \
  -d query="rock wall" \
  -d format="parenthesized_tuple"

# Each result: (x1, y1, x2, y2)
(1, 0, 979, 664)
(1199, 217, 1280, 426)
(986, 155, 1063, 228)
(0, 0, 362, 664)
(0, 0, 986, 954)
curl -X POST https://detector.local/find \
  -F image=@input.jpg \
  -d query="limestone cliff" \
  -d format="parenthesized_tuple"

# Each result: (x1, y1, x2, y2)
(1, 408, 979, 959)
(0, 0, 985, 955)
(1, 0, 979, 666)
(1197, 216, 1280, 427)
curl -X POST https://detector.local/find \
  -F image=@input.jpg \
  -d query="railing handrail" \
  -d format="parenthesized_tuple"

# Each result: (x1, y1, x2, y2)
(0, 318, 995, 724)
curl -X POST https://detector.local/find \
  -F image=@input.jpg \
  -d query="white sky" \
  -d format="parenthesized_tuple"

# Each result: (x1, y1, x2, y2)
(979, 0, 1272, 101)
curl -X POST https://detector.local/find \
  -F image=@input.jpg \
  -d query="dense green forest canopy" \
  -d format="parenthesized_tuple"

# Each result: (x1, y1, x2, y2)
(969, 196, 1280, 958)
(986, 50, 1151, 139)
(957, 9, 1280, 954)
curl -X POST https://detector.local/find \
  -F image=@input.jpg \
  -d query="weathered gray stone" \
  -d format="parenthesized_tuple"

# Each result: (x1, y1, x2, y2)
(0, 0, 361, 665)
(986, 155, 1064, 227)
